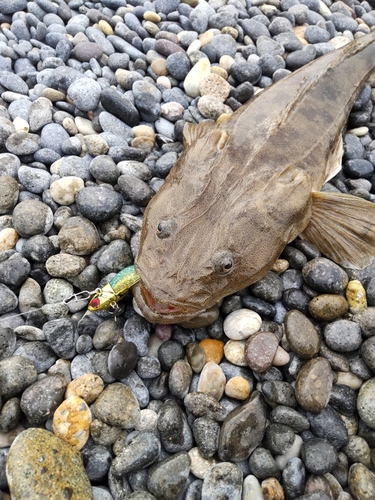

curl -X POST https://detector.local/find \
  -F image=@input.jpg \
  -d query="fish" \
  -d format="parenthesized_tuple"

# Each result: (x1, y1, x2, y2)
(132, 31, 375, 325)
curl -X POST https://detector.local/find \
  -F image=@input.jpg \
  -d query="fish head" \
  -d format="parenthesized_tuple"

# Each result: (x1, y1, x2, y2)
(134, 120, 313, 324)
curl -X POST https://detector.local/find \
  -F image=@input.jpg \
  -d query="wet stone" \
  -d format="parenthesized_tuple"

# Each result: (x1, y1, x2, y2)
(6, 428, 93, 500)
(108, 341, 138, 379)
(157, 399, 193, 453)
(199, 339, 223, 364)
(249, 447, 280, 481)
(250, 271, 283, 303)
(282, 457, 306, 500)
(308, 294, 349, 322)
(245, 331, 279, 372)
(302, 258, 349, 293)
(261, 380, 296, 407)
(270, 405, 310, 432)
(147, 451, 190, 500)
(264, 423, 295, 455)
(295, 357, 333, 413)
(306, 404, 349, 449)
(20, 374, 66, 425)
(193, 416, 220, 458)
(357, 379, 375, 429)
(169, 359, 193, 399)
(348, 463, 375, 500)
(123, 315, 150, 357)
(111, 431, 161, 476)
(285, 310, 320, 359)
(218, 392, 266, 461)
(0, 355, 38, 398)
(184, 392, 227, 421)
(93, 383, 140, 429)
(158, 340, 184, 370)
(201, 462, 243, 500)
(301, 438, 338, 475)
(323, 319, 362, 353)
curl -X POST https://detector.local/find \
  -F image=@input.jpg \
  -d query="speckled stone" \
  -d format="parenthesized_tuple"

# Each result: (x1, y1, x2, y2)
(93, 383, 140, 429)
(12, 199, 53, 238)
(147, 452, 190, 500)
(65, 374, 104, 404)
(284, 310, 321, 359)
(197, 362, 226, 401)
(245, 331, 279, 373)
(201, 462, 243, 500)
(295, 357, 333, 413)
(346, 279, 367, 313)
(0, 175, 19, 215)
(225, 376, 251, 400)
(199, 339, 224, 364)
(53, 396, 92, 450)
(50, 176, 84, 205)
(357, 379, 375, 430)
(261, 477, 285, 500)
(111, 431, 161, 476)
(58, 216, 101, 255)
(6, 428, 93, 499)
(223, 340, 247, 366)
(218, 392, 267, 461)
(308, 294, 349, 321)
(302, 257, 348, 293)
(349, 463, 375, 500)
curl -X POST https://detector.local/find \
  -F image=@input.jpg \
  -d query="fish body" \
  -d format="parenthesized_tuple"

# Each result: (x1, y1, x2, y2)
(88, 265, 140, 312)
(133, 31, 375, 324)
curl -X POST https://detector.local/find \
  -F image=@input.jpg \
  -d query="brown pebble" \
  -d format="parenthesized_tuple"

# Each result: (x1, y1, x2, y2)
(295, 357, 333, 413)
(144, 11, 161, 22)
(221, 26, 238, 39)
(197, 362, 226, 400)
(261, 477, 285, 500)
(308, 294, 349, 321)
(285, 310, 320, 359)
(225, 376, 251, 400)
(186, 343, 206, 373)
(42, 88, 66, 102)
(271, 259, 289, 274)
(151, 58, 168, 76)
(245, 331, 279, 373)
(131, 136, 154, 150)
(210, 66, 228, 80)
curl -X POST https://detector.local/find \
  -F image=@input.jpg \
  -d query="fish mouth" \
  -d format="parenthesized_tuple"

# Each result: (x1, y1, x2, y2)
(132, 282, 207, 324)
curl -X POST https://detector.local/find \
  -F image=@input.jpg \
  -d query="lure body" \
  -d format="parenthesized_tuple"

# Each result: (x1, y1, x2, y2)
(88, 265, 140, 312)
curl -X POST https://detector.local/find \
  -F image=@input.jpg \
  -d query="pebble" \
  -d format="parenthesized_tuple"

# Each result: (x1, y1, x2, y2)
(199, 339, 224, 364)
(223, 340, 247, 366)
(93, 383, 140, 429)
(65, 374, 104, 404)
(284, 310, 321, 359)
(302, 257, 349, 293)
(52, 395, 92, 450)
(184, 57, 211, 97)
(245, 331, 279, 372)
(218, 392, 266, 461)
(348, 463, 375, 499)
(301, 437, 338, 474)
(223, 308, 262, 340)
(111, 431, 161, 476)
(148, 452, 190, 500)
(197, 361, 226, 400)
(309, 294, 349, 321)
(346, 279, 367, 313)
(324, 319, 362, 353)
(6, 428, 93, 499)
(295, 357, 333, 412)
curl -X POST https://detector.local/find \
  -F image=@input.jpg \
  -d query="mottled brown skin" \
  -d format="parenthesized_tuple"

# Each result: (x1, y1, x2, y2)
(134, 32, 375, 324)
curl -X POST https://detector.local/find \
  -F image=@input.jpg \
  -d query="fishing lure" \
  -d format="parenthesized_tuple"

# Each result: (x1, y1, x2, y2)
(88, 265, 140, 312)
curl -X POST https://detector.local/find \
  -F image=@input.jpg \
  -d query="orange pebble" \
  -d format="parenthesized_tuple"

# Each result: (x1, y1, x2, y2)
(199, 339, 224, 364)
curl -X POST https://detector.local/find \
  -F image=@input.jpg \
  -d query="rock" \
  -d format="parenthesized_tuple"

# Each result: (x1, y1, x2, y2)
(284, 309, 320, 359)
(295, 357, 333, 413)
(6, 428, 93, 499)
(201, 462, 243, 500)
(53, 396, 92, 450)
(93, 383, 140, 429)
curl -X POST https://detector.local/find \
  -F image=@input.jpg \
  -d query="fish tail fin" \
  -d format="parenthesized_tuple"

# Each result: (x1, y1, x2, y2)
(301, 191, 375, 269)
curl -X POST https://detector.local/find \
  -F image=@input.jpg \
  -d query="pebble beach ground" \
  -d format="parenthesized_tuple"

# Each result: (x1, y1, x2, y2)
(0, 0, 375, 498)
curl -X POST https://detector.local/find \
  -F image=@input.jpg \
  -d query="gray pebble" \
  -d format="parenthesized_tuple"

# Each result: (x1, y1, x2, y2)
(301, 438, 337, 474)
(112, 431, 161, 476)
(14, 341, 57, 373)
(0, 355, 37, 398)
(6, 132, 41, 156)
(148, 451, 190, 500)
(123, 315, 150, 357)
(81, 445, 112, 482)
(201, 462, 242, 500)
(324, 320, 362, 353)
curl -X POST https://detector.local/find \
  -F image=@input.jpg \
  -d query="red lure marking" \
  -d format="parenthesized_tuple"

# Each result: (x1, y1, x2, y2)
(89, 297, 101, 309)
(143, 287, 176, 312)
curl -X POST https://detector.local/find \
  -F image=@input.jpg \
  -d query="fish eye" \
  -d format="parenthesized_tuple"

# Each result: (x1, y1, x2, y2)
(213, 251, 234, 275)
(156, 219, 175, 239)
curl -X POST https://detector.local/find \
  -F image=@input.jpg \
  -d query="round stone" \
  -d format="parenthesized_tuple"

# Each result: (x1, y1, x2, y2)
(52, 396, 92, 450)
(301, 437, 338, 474)
(199, 73, 231, 101)
(198, 339, 224, 364)
(108, 341, 138, 379)
(223, 340, 247, 366)
(284, 310, 320, 359)
(357, 379, 375, 429)
(6, 428, 93, 499)
(302, 257, 348, 293)
(225, 376, 251, 400)
(346, 279, 367, 313)
(223, 309, 262, 340)
(295, 357, 333, 413)
(323, 320, 362, 353)
(93, 383, 140, 429)
(244, 331, 279, 373)
(184, 57, 211, 97)
(197, 362, 226, 401)
(58, 216, 101, 255)
(349, 463, 375, 500)
(0, 175, 19, 214)
(65, 374, 104, 404)
(308, 294, 349, 321)
(12, 199, 53, 238)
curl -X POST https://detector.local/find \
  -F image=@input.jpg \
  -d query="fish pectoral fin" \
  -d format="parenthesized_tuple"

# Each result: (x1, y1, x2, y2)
(324, 134, 343, 183)
(301, 191, 375, 269)
(183, 120, 216, 147)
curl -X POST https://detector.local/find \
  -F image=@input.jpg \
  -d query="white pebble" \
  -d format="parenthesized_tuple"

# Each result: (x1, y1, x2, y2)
(188, 447, 217, 479)
(135, 409, 158, 431)
(50, 176, 84, 205)
(223, 339, 247, 366)
(223, 308, 262, 340)
(272, 346, 290, 366)
(242, 475, 264, 500)
(184, 57, 211, 98)
(336, 371, 363, 390)
(275, 434, 303, 470)
(13, 117, 29, 132)
(348, 127, 369, 137)
(75, 116, 96, 135)
(156, 76, 171, 89)
(187, 39, 202, 55)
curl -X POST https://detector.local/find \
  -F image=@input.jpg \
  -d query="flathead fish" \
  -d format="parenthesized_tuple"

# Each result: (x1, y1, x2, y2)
(133, 31, 375, 324)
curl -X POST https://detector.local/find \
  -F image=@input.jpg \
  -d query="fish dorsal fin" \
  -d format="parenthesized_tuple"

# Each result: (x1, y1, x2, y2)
(183, 120, 216, 147)
(301, 191, 375, 269)
(324, 134, 343, 183)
